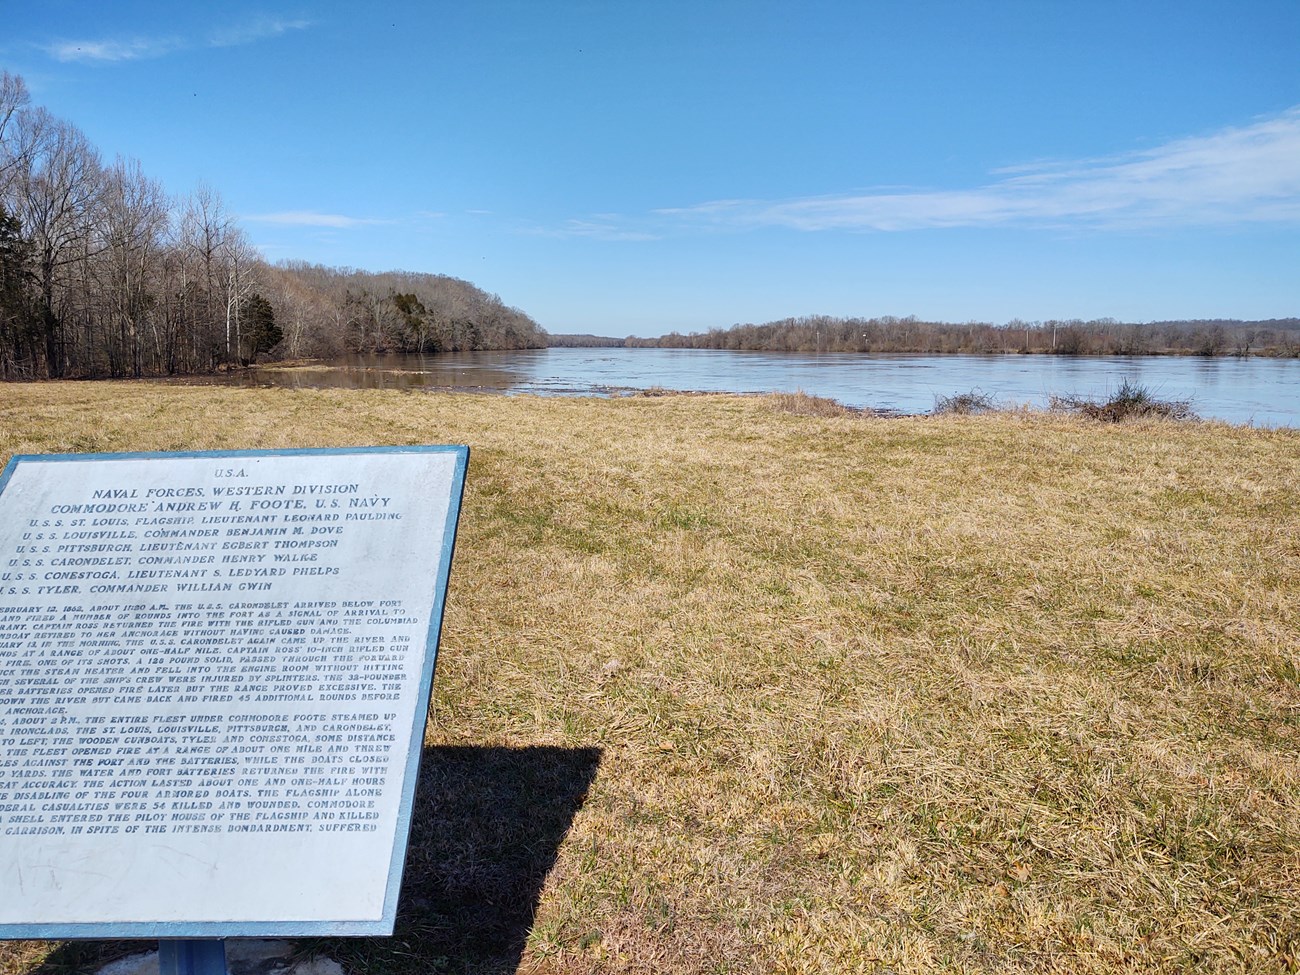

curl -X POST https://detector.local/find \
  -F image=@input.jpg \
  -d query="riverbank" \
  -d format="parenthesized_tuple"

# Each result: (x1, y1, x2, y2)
(2, 383, 1298, 974)
(163, 348, 1300, 427)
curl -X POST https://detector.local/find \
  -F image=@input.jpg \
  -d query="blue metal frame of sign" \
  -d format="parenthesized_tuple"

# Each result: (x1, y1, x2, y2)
(0, 445, 469, 940)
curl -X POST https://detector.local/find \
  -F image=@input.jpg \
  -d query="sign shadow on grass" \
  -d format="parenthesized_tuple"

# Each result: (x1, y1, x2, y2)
(22, 745, 603, 975)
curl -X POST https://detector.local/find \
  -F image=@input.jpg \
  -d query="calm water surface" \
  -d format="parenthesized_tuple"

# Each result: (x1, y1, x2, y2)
(234, 348, 1300, 427)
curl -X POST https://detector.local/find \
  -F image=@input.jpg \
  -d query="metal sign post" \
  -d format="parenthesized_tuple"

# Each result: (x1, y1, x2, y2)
(159, 940, 228, 975)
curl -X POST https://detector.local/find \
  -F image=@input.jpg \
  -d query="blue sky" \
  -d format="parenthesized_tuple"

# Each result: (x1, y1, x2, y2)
(4, 1, 1298, 335)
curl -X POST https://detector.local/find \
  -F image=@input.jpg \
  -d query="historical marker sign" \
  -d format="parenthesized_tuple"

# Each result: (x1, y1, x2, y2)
(0, 446, 468, 938)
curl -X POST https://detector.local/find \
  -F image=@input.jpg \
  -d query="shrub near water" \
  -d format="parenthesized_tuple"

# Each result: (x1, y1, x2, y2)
(1051, 379, 1196, 422)
(0, 383, 1298, 975)
(933, 389, 999, 415)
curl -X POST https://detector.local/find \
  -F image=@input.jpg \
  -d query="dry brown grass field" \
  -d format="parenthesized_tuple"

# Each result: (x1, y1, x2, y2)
(1, 381, 1298, 975)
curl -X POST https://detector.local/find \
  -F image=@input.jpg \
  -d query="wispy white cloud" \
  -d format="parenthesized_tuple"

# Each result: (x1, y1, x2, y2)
(523, 215, 660, 242)
(43, 16, 311, 64)
(243, 210, 390, 229)
(658, 107, 1300, 232)
(208, 17, 312, 49)
(44, 36, 184, 63)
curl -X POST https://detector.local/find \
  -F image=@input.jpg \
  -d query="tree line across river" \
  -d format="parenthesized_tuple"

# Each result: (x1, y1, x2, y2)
(551, 315, 1300, 357)
(0, 71, 545, 380)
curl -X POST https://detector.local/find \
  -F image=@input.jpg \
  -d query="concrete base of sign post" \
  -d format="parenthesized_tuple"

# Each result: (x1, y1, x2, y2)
(96, 941, 342, 975)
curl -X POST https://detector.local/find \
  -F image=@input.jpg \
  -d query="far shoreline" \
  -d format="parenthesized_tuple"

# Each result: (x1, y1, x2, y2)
(169, 350, 1300, 428)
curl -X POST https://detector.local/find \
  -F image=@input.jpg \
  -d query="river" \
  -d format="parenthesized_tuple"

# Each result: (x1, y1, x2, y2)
(226, 348, 1300, 427)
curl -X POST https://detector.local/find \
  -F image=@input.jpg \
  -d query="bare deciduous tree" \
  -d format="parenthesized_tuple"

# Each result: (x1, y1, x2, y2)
(0, 71, 36, 196)
(9, 112, 103, 376)
(221, 229, 259, 363)
(97, 158, 169, 376)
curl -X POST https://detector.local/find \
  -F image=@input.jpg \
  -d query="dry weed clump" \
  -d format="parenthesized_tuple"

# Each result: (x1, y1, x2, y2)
(1, 382, 1298, 975)
(1051, 379, 1196, 422)
(933, 389, 999, 415)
